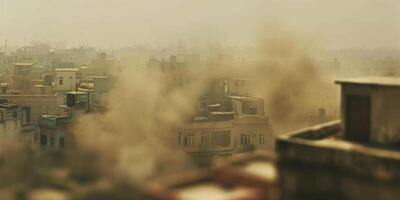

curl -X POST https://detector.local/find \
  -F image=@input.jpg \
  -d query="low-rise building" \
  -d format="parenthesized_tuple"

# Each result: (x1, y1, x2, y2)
(277, 76, 400, 200)
(179, 96, 273, 165)
(0, 94, 63, 123)
(13, 63, 33, 76)
(90, 76, 113, 107)
(54, 68, 80, 92)
(0, 103, 22, 138)
(10, 63, 34, 92)
(34, 114, 72, 150)
(225, 78, 255, 96)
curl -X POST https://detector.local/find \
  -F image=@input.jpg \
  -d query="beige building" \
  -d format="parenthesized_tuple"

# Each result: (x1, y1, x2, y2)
(0, 95, 63, 123)
(35, 115, 72, 150)
(10, 63, 34, 92)
(0, 103, 22, 138)
(336, 77, 400, 144)
(179, 96, 272, 163)
(54, 68, 80, 92)
(225, 78, 256, 96)
(276, 77, 400, 199)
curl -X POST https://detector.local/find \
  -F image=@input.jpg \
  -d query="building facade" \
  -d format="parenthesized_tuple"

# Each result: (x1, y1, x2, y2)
(277, 76, 400, 200)
(179, 96, 273, 164)
(0, 103, 22, 138)
(0, 95, 63, 123)
(34, 115, 72, 150)
(54, 68, 80, 92)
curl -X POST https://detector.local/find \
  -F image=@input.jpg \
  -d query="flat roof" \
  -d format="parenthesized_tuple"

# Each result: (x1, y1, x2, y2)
(210, 111, 235, 115)
(225, 96, 264, 101)
(0, 103, 18, 110)
(230, 77, 256, 81)
(55, 68, 79, 72)
(335, 76, 400, 87)
(65, 91, 87, 95)
(91, 75, 109, 79)
(14, 63, 33, 66)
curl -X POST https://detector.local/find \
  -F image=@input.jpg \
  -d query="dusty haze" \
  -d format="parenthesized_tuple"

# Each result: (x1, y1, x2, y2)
(71, 24, 339, 182)
(0, 0, 398, 194)
(1, 0, 399, 49)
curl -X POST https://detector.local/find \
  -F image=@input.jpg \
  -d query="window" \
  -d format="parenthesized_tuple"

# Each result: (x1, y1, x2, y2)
(242, 101, 258, 115)
(211, 131, 231, 147)
(50, 136, 55, 147)
(259, 134, 266, 144)
(12, 112, 17, 118)
(59, 77, 64, 85)
(40, 134, 47, 146)
(59, 137, 65, 148)
(240, 134, 251, 145)
(200, 134, 210, 145)
(248, 106, 258, 115)
(184, 135, 195, 146)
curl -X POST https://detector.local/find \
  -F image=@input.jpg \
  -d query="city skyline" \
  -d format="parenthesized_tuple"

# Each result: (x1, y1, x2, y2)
(0, 0, 399, 49)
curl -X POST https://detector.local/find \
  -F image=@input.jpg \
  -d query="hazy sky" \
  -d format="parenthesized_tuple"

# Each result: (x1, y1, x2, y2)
(0, 0, 399, 49)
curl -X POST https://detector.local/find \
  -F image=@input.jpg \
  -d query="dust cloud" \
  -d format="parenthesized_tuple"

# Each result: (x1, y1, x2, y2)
(252, 25, 339, 133)
(70, 24, 339, 184)
(74, 64, 210, 181)
(0, 25, 340, 194)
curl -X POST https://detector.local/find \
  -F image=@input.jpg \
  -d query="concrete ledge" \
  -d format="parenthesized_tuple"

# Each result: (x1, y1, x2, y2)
(277, 120, 400, 182)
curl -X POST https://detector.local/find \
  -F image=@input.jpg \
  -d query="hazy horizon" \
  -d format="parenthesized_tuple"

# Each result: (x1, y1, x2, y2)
(0, 0, 399, 49)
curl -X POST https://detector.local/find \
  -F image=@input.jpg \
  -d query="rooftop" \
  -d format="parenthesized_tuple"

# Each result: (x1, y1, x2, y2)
(277, 120, 400, 182)
(91, 75, 109, 79)
(335, 76, 400, 87)
(65, 91, 87, 95)
(38, 114, 72, 128)
(55, 68, 79, 72)
(0, 103, 18, 110)
(225, 96, 263, 101)
(229, 77, 256, 81)
(14, 63, 33, 66)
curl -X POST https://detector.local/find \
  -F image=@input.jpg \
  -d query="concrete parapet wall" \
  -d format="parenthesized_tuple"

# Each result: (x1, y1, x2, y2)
(277, 120, 400, 182)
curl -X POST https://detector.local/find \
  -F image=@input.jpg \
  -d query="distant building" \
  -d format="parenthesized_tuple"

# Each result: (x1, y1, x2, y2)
(54, 68, 80, 92)
(32, 85, 53, 95)
(13, 63, 33, 76)
(225, 78, 255, 96)
(91, 76, 113, 107)
(277, 76, 400, 199)
(35, 114, 72, 150)
(0, 94, 63, 123)
(89, 52, 116, 76)
(200, 77, 257, 110)
(308, 107, 336, 126)
(148, 55, 187, 88)
(10, 63, 34, 91)
(64, 90, 94, 111)
(0, 103, 22, 138)
(179, 96, 272, 165)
